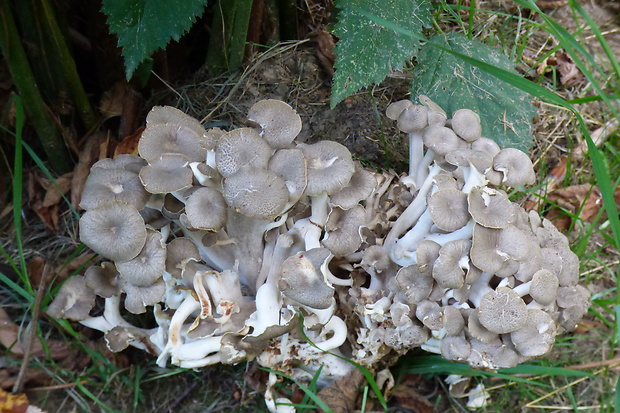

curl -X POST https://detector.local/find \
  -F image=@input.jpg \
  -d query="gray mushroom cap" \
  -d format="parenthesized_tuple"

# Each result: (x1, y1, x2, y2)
(493, 148, 536, 187)
(471, 137, 501, 157)
(299, 141, 356, 196)
(396, 104, 428, 133)
(215, 127, 272, 178)
(268, 148, 307, 204)
(330, 164, 377, 210)
(139, 153, 193, 194)
(165, 238, 201, 278)
(80, 166, 150, 211)
(395, 266, 433, 305)
(146, 106, 219, 150)
(451, 109, 482, 142)
(105, 326, 134, 352)
(422, 125, 464, 156)
(184, 186, 228, 231)
(432, 239, 471, 289)
(223, 166, 288, 220)
(84, 262, 120, 298)
(441, 334, 471, 361)
(322, 205, 366, 256)
(116, 229, 166, 287)
(467, 186, 515, 229)
(119, 277, 166, 314)
(477, 287, 528, 334)
(385, 99, 413, 121)
(278, 248, 334, 309)
(91, 154, 147, 175)
(428, 189, 470, 232)
(139, 123, 206, 163)
(47, 276, 96, 321)
(79, 201, 147, 262)
(529, 269, 559, 306)
(510, 309, 557, 357)
(416, 240, 441, 276)
(247, 99, 302, 149)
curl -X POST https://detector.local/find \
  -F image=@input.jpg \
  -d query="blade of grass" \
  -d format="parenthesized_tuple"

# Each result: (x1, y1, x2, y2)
(75, 380, 117, 413)
(264, 368, 335, 413)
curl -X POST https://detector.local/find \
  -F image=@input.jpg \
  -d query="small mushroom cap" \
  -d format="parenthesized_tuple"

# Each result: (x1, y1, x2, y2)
(529, 269, 559, 306)
(428, 189, 470, 232)
(165, 238, 201, 278)
(386, 99, 413, 120)
(467, 186, 515, 229)
(441, 334, 471, 361)
(330, 164, 377, 210)
(467, 309, 498, 344)
(396, 104, 428, 133)
(416, 240, 441, 276)
(105, 326, 133, 352)
(422, 125, 464, 156)
(80, 166, 150, 211)
(395, 266, 433, 305)
(184, 186, 228, 231)
(443, 306, 465, 336)
(116, 229, 166, 287)
(146, 106, 219, 150)
(139, 153, 193, 194)
(223, 167, 288, 220)
(47, 276, 96, 321)
(247, 99, 302, 148)
(91, 154, 147, 174)
(470, 225, 507, 274)
(322, 205, 366, 256)
(493, 148, 536, 187)
(419, 95, 447, 125)
(451, 109, 482, 142)
(477, 287, 528, 334)
(299, 141, 356, 196)
(84, 262, 120, 298)
(471, 137, 501, 157)
(268, 148, 307, 204)
(361, 245, 391, 273)
(510, 309, 556, 357)
(119, 277, 166, 314)
(79, 201, 147, 262)
(432, 239, 471, 289)
(139, 123, 206, 163)
(215, 128, 272, 177)
(278, 248, 334, 309)
(161, 193, 185, 220)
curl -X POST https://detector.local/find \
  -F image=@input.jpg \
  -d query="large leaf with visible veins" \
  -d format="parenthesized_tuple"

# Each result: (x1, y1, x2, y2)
(331, 0, 431, 108)
(102, 0, 207, 80)
(411, 33, 537, 151)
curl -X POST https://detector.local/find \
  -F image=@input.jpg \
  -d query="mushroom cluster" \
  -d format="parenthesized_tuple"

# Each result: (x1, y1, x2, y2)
(48, 98, 590, 410)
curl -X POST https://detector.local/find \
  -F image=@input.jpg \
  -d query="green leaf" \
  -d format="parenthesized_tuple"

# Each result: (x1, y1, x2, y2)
(101, 0, 207, 80)
(331, 0, 431, 108)
(411, 33, 537, 151)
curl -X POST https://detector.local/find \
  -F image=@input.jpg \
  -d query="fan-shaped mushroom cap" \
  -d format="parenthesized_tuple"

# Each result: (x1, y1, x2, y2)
(471, 137, 501, 157)
(322, 205, 366, 256)
(441, 334, 471, 361)
(529, 269, 559, 306)
(444, 149, 492, 173)
(47, 276, 96, 321)
(386, 99, 413, 121)
(147, 106, 221, 150)
(161, 194, 185, 220)
(105, 326, 134, 352)
(268, 148, 307, 204)
(477, 287, 527, 334)
(467, 309, 498, 344)
(80, 166, 150, 211)
(139, 153, 193, 194)
(361, 245, 391, 273)
(79, 201, 147, 262)
(299, 141, 356, 196)
(184, 186, 227, 231)
(467, 186, 515, 229)
(432, 239, 471, 289)
(493, 148, 536, 187)
(223, 167, 288, 220)
(120, 277, 166, 314)
(510, 309, 556, 357)
(419, 95, 447, 125)
(91, 154, 147, 174)
(278, 248, 334, 309)
(451, 109, 482, 142)
(428, 189, 470, 232)
(396, 104, 428, 133)
(247, 99, 302, 148)
(416, 240, 441, 276)
(116, 229, 166, 287)
(84, 262, 120, 298)
(139, 123, 206, 163)
(395, 266, 433, 305)
(215, 128, 272, 178)
(422, 125, 464, 156)
(165, 238, 201, 278)
(330, 164, 377, 209)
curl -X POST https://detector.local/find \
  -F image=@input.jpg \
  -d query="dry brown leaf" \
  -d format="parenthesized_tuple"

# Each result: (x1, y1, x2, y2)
(0, 388, 35, 413)
(113, 126, 143, 157)
(54, 253, 96, 282)
(316, 369, 363, 413)
(26, 171, 58, 232)
(556, 52, 585, 86)
(99, 82, 129, 118)
(71, 133, 109, 209)
(545, 184, 602, 231)
(40, 173, 73, 209)
(391, 374, 434, 413)
(312, 27, 336, 76)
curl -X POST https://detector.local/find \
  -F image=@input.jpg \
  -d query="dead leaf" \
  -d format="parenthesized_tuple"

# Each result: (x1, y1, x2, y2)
(556, 52, 585, 86)
(54, 253, 96, 282)
(113, 126, 143, 157)
(545, 184, 602, 231)
(71, 133, 109, 209)
(315, 369, 363, 413)
(99, 82, 129, 118)
(391, 374, 434, 413)
(40, 173, 73, 209)
(311, 27, 336, 76)
(0, 388, 30, 413)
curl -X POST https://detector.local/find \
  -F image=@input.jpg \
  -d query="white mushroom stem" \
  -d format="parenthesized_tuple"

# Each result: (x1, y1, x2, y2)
(424, 220, 475, 245)
(179, 225, 235, 271)
(80, 295, 137, 332)
(246, 282, 283, 337)
(313, 316, 347, 351)
(304, 192, 330, 249)
(156, 294, 200, 367)
(467, 272, 494, 308)
(408, 131, 424, 179)
(175, 335, 223, 363)
(320, 254, 353, 286)
(421, 337, 442, 354)
(461, 164, 488, 194)
(415, 149, 436, 188)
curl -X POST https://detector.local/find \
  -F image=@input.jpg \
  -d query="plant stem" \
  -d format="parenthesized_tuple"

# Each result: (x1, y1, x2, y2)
(0, 2, 72, 173)
(39, 0, 97, 131)
(207, 0, 254, 73)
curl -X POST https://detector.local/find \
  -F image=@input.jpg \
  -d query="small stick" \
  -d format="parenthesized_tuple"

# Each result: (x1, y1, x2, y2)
(26, 380, 90, 392)
(12, 263, 50, 394)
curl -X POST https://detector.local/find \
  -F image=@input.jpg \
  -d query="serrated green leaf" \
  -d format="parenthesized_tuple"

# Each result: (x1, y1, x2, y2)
(411, 33, 537, 151)
(101, 0, 207, 80)
(331, 0, 431, 108)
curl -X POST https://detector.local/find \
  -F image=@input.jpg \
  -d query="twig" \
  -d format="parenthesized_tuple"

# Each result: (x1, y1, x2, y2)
(26, 380, 90, 392)
(565, 357, 620, 370)
(12, 262, 50, 394)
